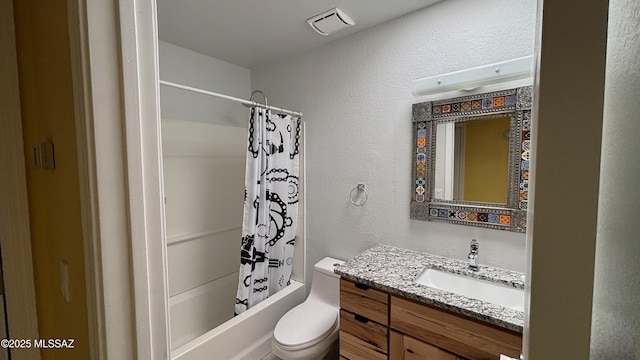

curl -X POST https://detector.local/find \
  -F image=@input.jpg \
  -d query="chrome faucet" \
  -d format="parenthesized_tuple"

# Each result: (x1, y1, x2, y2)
(468, 239, 479, 270)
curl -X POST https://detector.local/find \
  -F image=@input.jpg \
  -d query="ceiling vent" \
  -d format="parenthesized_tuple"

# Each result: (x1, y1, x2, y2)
(307, 8, 355, 36)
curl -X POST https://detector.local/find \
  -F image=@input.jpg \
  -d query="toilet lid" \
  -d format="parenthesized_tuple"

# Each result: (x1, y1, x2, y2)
(273, 301, 338, 349)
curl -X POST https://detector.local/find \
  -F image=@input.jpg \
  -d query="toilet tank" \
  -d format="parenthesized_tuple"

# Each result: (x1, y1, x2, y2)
(308, 257, 344, 307)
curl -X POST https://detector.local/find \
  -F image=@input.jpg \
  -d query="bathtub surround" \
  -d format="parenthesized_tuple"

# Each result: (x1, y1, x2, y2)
(235, 109, 302, 314)
(159, 42, 251, 348)
(251, 0, 536, 287)
(159, 40, 308, 351)
(159, 41, 251, 127)
(162, 119, 246, 349)
(173, 281, 305, 360)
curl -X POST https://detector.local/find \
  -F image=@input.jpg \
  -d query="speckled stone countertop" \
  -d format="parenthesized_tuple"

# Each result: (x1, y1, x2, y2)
(334, 244, 525, 333)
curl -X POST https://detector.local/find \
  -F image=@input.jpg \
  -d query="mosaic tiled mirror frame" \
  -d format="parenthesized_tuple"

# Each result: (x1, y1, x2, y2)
(410, 86, 532, 233)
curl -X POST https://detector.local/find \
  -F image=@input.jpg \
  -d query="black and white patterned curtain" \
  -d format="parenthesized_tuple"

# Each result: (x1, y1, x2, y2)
(235, 107, 301, 315)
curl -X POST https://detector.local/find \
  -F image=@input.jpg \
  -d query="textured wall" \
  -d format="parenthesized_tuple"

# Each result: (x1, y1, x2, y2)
(590, 0, 640, 357)
(252, 0, 536, 284)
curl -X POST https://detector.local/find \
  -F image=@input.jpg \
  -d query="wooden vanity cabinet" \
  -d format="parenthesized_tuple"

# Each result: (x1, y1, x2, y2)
(339, 278, 523, 360)
(390, 295, 522, 360)
(339, 279, 389, 360)
(390, 331, 464, 360)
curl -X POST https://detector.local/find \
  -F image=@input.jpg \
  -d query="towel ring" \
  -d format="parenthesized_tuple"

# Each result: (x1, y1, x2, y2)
(349, 184, 368, 206)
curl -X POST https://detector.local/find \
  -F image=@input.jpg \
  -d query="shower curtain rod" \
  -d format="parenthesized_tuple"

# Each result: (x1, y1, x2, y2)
(159, 80, 303, 117)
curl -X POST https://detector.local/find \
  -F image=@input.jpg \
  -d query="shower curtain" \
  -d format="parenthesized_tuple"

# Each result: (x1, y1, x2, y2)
(235, 107, 301, 315)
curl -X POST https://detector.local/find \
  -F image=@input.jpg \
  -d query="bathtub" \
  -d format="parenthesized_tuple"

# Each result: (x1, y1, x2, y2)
(171, 280, 306, 360)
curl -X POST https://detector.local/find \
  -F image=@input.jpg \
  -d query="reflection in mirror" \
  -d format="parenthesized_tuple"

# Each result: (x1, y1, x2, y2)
(434, 116, 511, 204)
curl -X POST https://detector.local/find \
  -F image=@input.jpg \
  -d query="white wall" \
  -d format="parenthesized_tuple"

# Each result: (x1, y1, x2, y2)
(251, 0, 536, 284)
(159, 42, 250, 349)
(159, 40, 250, 127)
(590, 0, 640, 357)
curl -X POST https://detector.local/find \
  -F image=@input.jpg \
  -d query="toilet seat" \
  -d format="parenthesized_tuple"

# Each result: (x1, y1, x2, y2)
(273, 301, 338, 350)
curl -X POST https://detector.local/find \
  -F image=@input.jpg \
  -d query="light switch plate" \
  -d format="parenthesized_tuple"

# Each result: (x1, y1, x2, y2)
(435, 188, 443, 199)
(33, 141, 55, 171)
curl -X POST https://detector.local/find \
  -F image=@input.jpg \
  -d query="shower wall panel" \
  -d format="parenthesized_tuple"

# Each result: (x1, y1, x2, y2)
(162, 119, 246, 349)
(159, 40, 251, 349)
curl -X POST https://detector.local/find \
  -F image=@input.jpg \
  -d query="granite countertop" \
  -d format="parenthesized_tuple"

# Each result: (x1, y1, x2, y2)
(334, 244, 525, 333)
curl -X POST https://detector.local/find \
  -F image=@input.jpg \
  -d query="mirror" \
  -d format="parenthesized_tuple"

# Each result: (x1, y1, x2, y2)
(411, 86, 532, 232)
(434, 115, 512, 204)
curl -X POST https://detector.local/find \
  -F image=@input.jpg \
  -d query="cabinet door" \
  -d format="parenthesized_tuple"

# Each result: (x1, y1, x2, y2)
(340, 330, 387, 360)
(390, 331, 464, 360)
(340, 309, 388, 352)
(391, 296, 522, 359)
(340, 279, 389, 325)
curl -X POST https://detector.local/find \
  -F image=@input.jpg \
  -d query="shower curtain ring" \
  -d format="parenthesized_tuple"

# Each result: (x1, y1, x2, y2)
(349, 184, 368, 206)
(250, 90, 268, 107)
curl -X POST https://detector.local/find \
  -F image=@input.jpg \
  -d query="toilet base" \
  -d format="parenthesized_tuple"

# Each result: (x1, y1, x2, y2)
(321, 342, 339, 360)
(271, 337, 338, 360)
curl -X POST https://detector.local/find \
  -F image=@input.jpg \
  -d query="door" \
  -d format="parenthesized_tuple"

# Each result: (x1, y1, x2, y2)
(0, 249, 9, 360)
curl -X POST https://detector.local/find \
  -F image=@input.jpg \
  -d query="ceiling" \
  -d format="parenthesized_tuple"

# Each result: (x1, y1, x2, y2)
(156, 0, 443, 69)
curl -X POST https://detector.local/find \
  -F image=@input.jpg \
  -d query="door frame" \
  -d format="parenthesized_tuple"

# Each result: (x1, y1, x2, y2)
(65, 0, 108, 358)
(65, 0, 170, 358)
(0, 0, 170, 359)
(0, 1, 41, 359)
(112, 0, 171, 357)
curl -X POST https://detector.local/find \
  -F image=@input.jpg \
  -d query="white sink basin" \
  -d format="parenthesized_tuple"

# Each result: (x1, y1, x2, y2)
(415, 268, 524, 312)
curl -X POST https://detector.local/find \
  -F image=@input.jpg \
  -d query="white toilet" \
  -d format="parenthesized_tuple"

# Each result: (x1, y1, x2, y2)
(271, 257, 345, 360)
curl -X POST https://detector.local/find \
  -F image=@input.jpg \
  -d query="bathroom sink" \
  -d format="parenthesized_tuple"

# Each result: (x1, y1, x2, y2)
(415, 269, 524, 311)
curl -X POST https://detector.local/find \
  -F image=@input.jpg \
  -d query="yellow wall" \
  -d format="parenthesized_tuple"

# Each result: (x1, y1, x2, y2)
(14, 0, 90, 358)
(463, 117, 510, 203)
